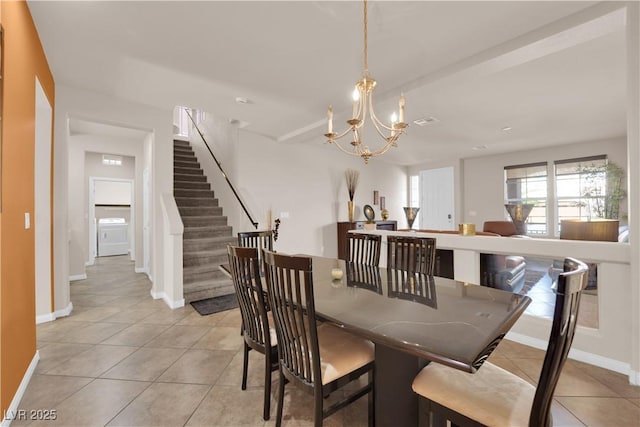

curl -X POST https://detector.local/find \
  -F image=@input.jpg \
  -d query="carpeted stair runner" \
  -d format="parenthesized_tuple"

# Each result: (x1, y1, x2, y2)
(173, 140, 235, 303)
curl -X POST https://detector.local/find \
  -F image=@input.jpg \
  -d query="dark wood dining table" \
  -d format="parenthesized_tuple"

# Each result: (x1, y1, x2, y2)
(221, 256, 531, 426)
(308, 257, 531, 427)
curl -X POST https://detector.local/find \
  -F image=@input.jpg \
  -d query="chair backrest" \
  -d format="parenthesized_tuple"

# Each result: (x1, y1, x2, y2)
(530, 257, 589, 426)
(483, 220, 517, 236)
(387, 236, 437, 275)
(238, 230, 274, 266)
(227, 246, 271, 350)
(262, 250, 321, 390)
(347, 233, 382, 266)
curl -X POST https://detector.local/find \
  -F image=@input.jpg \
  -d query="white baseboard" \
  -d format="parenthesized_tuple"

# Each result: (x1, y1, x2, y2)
(134, 267, 147, 274)
(35, 313, 55, 325)
(55, 302, 73, 318)
(1, 351, 40, 427)
(150, 290, 184, 309)
(630, 369, 640, 386)
(35, 302, 73, 325)
(69, 273, 87, 281)
(506, 331, 630, 376)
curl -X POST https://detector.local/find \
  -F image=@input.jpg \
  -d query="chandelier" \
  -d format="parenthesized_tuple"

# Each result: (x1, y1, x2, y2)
(324, 0, 407, 164)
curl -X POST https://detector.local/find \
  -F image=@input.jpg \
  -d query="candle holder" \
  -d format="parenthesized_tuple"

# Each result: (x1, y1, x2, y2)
(403, 207, 420, 230)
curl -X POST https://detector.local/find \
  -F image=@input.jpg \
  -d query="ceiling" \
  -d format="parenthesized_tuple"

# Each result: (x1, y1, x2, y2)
(27, 1, 628, 166)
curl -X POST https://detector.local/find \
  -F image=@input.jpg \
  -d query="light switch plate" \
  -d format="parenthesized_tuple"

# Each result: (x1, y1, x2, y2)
(25, 212, 31, 229)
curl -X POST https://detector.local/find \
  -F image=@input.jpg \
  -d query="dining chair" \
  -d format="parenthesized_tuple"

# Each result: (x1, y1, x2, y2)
(262, 249, 375, 427)
(238, 230, 274, 266)
(411, 257, 589, 427)
(387, 235, 437, 275)
(227, 245, 278, 421)
(347, 233, 382, 266)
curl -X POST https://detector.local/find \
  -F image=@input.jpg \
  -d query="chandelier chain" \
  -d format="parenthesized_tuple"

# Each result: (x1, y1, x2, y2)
(363, 0, 368, 75)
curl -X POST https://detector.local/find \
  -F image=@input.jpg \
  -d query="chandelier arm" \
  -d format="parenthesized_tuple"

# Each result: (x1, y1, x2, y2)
(368, 94, 396, 132)
(330, 126, 355, 141)
(331, 139, 365, 157)
(367, 95, 395, 140)
(367, 137, 397, 157)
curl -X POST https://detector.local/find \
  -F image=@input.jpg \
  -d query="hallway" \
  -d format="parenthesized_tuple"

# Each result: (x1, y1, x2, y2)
(11, 256, 640, 426)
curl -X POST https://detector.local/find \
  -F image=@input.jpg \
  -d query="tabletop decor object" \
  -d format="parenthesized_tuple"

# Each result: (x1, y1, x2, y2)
(458, 223, 476, 236)
(363, 204, 375, 222)
(504, 203, 534, 235)
(345, 169, 359, 222)
(403, 207, 420, 230)
(323, 0, 408, 164)
(380, 196, 389, 220)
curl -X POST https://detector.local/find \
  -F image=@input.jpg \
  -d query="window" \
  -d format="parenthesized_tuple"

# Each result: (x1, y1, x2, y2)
(555, 156, 607, 232)
(504, 162, 548, 235)
(102, 154, 122, 166)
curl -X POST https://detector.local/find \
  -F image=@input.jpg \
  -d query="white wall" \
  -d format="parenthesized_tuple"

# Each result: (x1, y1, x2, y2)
(34, 77, 53, 322)
(462, 137, 628, 232)
(54, 85, 173, 312)
(190, 115, 407, 258)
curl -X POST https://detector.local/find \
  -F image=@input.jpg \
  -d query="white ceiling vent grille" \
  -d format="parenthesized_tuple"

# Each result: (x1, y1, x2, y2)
(413, 116, 440, 126)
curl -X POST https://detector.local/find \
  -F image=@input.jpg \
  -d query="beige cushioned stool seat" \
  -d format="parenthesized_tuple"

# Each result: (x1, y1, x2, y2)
(412, 362, 535, 427)
(317, 323, 374, 385)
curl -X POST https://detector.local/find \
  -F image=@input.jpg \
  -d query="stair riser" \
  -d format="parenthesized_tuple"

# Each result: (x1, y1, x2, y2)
(178, 207, 223, 217)
(184, 239, 233, 252)
(183, 253, 228, 267)
(174, 167, 203, 176)
(173, 148, 194, 157)
(184, 284, 235, 304)
(184, 268, 228, 284)
(176, 198, 219, 207)
(174, 153, 196, 161)
(174, 160, 200, 169)
(174, 140, 191, 147)
(174, 174, 207, 182)
(183, 226, 231, 239)
(182, 216, 228, 227)
(173, 145, 193, 153)
(174, 181, 211, 190)
(174, 189, 214, 198)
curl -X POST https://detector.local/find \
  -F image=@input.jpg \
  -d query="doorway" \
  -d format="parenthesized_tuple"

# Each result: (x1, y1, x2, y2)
(419, 167, 455, 230)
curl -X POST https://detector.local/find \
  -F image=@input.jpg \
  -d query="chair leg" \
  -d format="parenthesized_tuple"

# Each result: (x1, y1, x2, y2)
(368, 370, 375, 427)
(276, 369, 285, 427)
(241, 342, 249, 390)
(263, 355, 272, 420)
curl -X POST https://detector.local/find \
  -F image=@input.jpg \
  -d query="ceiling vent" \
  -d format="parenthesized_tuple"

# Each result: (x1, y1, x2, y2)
(413, 116, 440, 126)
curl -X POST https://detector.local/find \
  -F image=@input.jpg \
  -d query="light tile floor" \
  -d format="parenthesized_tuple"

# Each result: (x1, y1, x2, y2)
(13, 256, 640, 426)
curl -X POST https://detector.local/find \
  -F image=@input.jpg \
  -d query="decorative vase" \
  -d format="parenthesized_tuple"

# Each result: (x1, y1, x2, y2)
(348, 200, 355, 222)
(504, 203, 534, 235)
(403, 207, 420, 230)
(381, 209, 389, 220)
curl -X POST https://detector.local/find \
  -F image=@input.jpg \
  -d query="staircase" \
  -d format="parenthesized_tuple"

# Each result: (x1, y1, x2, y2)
(173, 140, 236, 303)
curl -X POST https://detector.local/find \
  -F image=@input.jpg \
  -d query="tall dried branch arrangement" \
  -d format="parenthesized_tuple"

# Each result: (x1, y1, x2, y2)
(345, 169, 360, 201)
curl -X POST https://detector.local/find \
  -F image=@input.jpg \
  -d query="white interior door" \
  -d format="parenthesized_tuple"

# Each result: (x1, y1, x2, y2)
(420, 167, 455, 230)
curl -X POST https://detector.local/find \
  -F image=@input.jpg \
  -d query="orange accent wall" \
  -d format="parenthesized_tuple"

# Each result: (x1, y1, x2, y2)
(0, 0, 54, 414)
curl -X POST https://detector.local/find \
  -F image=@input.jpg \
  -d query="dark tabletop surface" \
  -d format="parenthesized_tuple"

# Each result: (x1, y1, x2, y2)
(309, 257, 531, 373)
